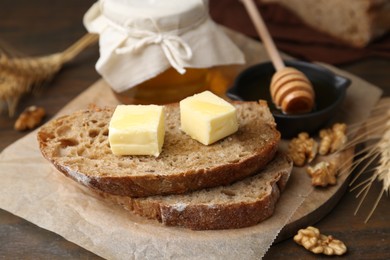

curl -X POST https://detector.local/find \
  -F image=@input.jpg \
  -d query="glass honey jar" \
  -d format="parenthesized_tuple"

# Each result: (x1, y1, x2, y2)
(84, 0, 244, 104)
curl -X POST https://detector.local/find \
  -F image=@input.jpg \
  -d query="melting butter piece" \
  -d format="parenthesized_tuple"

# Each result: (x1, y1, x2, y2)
(109, 104, 165, 156)
(180, 91, 238, 145)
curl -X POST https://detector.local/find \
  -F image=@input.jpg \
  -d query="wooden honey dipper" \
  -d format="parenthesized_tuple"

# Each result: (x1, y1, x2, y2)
(241, 0, 315, 114)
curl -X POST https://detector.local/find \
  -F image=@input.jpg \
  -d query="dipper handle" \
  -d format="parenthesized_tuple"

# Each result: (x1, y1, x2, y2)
(241, 0, 284, 71)
(241, 0, 316, 114)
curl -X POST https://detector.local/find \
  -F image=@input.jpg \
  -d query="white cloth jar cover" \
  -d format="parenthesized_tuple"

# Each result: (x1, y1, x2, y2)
(83, 0, 245, 93)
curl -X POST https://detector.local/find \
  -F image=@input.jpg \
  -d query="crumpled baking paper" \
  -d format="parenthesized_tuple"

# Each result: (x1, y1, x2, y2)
(0, 29, 382, 259)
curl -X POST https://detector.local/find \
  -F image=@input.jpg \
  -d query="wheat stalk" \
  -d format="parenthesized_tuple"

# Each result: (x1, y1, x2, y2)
(0, 33, 98, 117)
(346, 100, 390, 223)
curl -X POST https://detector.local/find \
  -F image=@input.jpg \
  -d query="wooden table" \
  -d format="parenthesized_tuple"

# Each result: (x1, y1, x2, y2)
(1, 1, 389, 259)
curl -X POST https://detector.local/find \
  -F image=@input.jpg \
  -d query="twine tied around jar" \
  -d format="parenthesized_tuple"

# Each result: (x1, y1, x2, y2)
(114, 24, 193, 74)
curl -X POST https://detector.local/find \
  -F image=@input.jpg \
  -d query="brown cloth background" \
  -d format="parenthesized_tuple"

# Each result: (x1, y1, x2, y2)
(209, 0, 390, 65)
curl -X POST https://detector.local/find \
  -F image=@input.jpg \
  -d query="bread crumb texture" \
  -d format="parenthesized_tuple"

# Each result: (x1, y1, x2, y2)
(38, 102, 280, 197)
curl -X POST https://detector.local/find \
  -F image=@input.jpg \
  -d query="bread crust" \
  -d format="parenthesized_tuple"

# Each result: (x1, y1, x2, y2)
(38, 101, 280, 197)
(101, 153, 292, 230)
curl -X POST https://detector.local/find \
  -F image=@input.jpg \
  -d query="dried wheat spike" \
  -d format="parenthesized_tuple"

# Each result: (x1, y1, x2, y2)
(347, 99, 390, 223)
(0, 33, 98, 117)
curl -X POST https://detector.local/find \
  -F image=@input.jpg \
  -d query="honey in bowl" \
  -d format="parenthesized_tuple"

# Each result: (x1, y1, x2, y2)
(228, 60, 350, 138)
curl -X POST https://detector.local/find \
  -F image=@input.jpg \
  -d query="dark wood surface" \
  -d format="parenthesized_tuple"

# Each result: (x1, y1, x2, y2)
(1, 1, 389, 259)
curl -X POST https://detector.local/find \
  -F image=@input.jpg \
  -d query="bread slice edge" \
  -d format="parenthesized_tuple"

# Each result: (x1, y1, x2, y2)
(100, 153, 292, 230)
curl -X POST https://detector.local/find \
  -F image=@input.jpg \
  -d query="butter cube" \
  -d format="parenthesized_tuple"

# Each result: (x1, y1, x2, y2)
(108, 105, 165, 156)
(180, 91, 238, 145)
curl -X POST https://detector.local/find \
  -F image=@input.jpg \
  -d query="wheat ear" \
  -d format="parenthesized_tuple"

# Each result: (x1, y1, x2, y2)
(0, 33, 98, 117)
(347, 101, 390, 223)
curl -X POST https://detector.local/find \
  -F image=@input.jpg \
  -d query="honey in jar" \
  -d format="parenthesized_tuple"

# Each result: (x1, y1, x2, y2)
(113, 66, 240, 104)
(84, 0, 244, 104)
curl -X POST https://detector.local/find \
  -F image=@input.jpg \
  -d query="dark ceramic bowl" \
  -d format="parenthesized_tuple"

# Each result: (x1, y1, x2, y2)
(227, 60, 351, 138)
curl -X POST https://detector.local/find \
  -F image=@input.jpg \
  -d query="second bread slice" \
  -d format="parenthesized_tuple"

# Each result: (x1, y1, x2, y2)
(37, 101, 280, 197)
(102, 153, 292, 230)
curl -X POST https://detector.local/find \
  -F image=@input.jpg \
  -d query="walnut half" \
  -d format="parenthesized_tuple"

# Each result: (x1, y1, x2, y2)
(288, 132, 318, 167)
(294, 226, 347, 256)
(14, 106, 45, 131)
(306, 161, 338, 187)
(319, 123, 347, 155)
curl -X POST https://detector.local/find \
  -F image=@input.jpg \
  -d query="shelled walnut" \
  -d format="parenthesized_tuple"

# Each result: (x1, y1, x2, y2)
(319, 123, 347, 155)
(294, 226, 347, 256)
(306, 161, 338, 187)
(288, 132, 318, 166)
(14, 106, 45, 131)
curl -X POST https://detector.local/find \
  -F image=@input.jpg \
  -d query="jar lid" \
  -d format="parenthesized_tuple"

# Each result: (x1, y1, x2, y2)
(84, 0, 245, 92)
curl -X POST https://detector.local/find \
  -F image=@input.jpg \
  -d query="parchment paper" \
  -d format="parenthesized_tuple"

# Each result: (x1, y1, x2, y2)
(0, 30, 382, 259)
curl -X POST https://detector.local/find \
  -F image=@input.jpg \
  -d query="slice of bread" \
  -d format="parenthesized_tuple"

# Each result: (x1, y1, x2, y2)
(101, 153, 292, 230)
(261, 0, 390, 47)
(37, 101, 280, 197)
